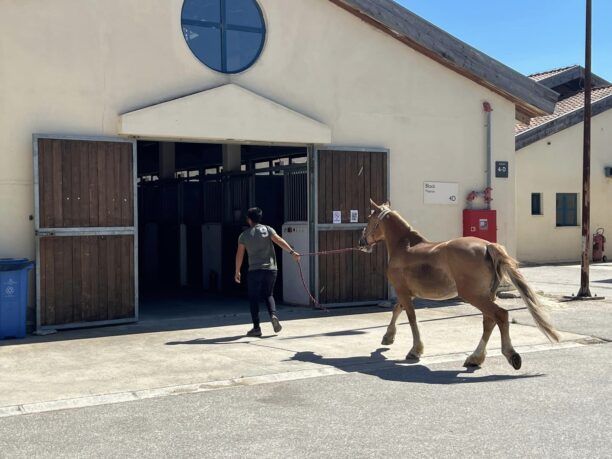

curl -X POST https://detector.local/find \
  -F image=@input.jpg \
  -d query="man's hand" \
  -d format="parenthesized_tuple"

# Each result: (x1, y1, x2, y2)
(235, 244, 245, 284)
(271, 233, 303, 262)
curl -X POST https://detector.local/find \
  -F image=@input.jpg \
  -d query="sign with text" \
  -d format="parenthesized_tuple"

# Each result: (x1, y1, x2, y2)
(423, 181, 459, 205)
(350, 210, 359, 223)
(495, 161, 509, 178)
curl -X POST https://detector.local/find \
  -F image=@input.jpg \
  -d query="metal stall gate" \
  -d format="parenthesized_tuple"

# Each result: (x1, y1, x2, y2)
(314, 148, 389, 306)
(34, 136, 138, 331)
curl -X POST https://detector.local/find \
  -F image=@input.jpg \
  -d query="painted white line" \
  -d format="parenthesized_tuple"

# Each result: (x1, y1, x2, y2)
(0, 339, 599, 419)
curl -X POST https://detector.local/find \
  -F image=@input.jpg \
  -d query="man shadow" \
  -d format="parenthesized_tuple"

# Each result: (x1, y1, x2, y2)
(289, 348, 544, 385)
(166, 335, 276, 345)
(166, 329, 366, 346)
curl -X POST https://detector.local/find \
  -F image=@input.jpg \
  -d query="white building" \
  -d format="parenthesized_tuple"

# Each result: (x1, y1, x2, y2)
(516, 66, 612, 263)
(0, 0, 556, 331)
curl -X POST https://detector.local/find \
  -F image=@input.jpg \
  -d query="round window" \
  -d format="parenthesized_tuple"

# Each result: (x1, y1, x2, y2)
(181, 0, 266, 74)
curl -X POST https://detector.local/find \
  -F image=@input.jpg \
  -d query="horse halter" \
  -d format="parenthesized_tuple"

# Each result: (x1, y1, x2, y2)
(361, 206, 391, 250)
(375, 207, 392, 222)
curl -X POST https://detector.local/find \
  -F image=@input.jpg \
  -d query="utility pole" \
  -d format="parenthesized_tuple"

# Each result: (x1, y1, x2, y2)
(578, 0, 593, 297)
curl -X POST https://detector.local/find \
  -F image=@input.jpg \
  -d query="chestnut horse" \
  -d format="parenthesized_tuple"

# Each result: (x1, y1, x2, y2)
(358, 200, 559, 370)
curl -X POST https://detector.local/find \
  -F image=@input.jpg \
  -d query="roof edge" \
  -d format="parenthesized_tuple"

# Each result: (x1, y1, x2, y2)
(515, 94, 612, 150)
(329, 0, 558, 116)
(534, 65, 611, 89)
(529, 65, 579, 79)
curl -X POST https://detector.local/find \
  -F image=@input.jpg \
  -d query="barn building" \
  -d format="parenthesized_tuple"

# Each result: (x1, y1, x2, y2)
(516, 66, 612, 263)
(0, 0, 557, 332)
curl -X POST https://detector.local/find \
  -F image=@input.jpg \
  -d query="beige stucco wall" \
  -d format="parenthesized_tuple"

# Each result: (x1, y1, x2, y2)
(516, 108, 612, 263)
(0, 0, 518, 262)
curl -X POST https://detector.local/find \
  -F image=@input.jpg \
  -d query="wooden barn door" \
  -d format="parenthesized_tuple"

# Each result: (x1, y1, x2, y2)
(315, 148, 388, 306)
(34, 136, 138, 330)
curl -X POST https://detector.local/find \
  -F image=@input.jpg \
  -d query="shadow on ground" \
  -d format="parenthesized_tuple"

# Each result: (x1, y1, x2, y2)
(289, 348, 544, 385)
(166, 335, 275, 345)
(3, 298, 481, 347)
(165, 329, 367, 346)
(2, 305, 384, 347)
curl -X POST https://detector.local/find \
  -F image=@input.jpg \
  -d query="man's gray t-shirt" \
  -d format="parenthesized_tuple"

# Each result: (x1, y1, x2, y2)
(238, 224, 278, 271)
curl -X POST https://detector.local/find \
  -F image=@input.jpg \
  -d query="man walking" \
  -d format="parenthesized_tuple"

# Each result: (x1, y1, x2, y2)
(235, 207, 300, 337)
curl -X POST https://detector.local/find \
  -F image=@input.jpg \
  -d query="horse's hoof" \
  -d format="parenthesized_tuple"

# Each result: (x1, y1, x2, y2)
(509, 353, 522, 370)
(463, 358, 481, 368)
(405, 353, 420, 362)
(464, 352, 485, 368)
(381, 336, 394, 345)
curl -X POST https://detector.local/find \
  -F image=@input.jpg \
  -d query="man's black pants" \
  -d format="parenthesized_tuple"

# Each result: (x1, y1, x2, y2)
(247, 270, 278, 328)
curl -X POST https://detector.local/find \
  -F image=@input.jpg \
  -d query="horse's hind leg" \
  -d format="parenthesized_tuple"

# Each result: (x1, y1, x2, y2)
(493, 304, 522, 370)
(381, 302, 403, 345)
(464, 316, 495, 367)
(469, 299, 521, 370)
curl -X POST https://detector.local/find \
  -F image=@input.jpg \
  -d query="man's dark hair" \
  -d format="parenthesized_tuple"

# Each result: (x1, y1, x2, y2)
(247, 207, 263, 223)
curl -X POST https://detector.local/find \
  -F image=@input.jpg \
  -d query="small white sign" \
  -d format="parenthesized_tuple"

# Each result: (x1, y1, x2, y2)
(350, 210, 359, 223)
(332, 211, 342, 224)
(423, 181, 459, 205)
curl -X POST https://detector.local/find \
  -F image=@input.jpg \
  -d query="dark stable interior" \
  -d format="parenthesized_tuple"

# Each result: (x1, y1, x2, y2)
(136, 141, 308, 317)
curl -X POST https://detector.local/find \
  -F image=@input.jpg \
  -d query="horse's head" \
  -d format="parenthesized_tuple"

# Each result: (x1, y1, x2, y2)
(358, 199, 392, 252)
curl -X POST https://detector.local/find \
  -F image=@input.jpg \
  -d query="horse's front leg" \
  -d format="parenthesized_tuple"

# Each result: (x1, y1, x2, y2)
(403, 297, 424, 360)
(381, 302, 403, 345)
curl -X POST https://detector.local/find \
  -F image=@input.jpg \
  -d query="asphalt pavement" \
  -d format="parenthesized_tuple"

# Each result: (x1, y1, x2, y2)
(0, 343, 610, 458)
(1, 263, 611, 457)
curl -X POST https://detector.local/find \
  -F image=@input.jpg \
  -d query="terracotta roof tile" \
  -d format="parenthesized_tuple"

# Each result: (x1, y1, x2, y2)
(528, 65, 579, 82)
(515, 85, 612, 134)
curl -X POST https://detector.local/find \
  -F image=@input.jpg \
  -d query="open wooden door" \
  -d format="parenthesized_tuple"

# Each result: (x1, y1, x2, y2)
(34, 136, 138, 331)
(314, 148, 389, 306)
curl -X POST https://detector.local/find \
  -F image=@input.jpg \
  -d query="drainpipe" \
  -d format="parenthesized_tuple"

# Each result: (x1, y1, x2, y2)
(483, 102, 493, 210)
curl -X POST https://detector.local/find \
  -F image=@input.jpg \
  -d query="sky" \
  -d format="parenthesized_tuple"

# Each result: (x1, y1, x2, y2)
(396, 0, 612, 80)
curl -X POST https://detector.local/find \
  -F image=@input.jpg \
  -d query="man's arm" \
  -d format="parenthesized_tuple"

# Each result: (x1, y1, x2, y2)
(271, 233, 301, 262)
(235, 243, 246, 283)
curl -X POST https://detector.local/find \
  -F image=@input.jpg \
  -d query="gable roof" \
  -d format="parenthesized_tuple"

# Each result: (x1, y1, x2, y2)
(529, 65, 578, 82)
(329, 0, 557, 118)
(515, 85, 612, 150)
(119, 84, 332, 144)
(529, 65, 610, 89)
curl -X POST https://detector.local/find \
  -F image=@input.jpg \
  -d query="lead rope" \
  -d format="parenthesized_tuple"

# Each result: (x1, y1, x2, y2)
(294, 247, 362, 311)
(294, 208, 390, 311)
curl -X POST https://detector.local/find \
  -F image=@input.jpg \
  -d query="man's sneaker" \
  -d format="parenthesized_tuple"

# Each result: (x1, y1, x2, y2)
(271, 316, 282, 333)
(246, 327, 262, 337)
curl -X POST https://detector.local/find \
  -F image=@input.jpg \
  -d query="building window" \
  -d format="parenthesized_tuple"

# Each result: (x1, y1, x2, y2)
(181, 0, 266, 74)
(556, 193, 578, 227)
(531, 193, 542, 215)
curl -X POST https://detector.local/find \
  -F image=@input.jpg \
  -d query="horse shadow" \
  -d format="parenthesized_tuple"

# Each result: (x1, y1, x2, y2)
(289, 348, 545, 385)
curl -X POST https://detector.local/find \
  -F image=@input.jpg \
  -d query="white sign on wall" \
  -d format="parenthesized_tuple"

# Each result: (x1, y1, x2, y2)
(423, 181, 459, 205)
(350, 210, 359, 223)
(332, 211, 342, 224)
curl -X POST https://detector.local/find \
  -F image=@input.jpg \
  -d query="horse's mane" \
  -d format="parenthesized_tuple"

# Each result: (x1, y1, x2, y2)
(383, 206, 429, 245)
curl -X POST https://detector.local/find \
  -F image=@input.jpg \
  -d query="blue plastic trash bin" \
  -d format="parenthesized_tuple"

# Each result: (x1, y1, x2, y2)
(0, 258, 33, 339)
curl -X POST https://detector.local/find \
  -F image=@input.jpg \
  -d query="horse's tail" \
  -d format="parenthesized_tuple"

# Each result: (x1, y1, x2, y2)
(487, 243, 560, 343)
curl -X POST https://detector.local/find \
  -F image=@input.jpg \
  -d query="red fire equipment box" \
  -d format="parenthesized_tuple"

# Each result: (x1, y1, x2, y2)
(593, 228, 606, 262)
(463, 209, 497, 243)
